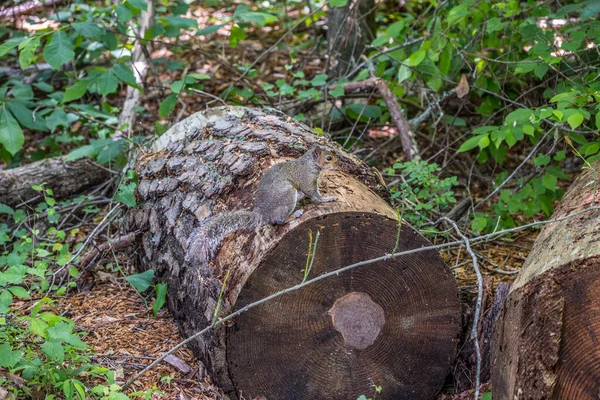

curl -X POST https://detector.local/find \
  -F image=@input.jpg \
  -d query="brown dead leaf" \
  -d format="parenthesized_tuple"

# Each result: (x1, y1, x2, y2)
(456, 74, 470, 98)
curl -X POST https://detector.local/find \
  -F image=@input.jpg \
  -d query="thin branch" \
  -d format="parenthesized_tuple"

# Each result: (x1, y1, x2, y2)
(439, 217, 483, 400)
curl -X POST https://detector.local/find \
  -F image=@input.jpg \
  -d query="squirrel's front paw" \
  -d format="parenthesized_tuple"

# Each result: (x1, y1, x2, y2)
(321, 196, 336, 202)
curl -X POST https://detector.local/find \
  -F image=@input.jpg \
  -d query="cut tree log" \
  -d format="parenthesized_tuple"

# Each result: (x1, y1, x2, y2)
(492, 161, 600, 399)
(0, 157, 112, 207)
(124, 106, 460, 399)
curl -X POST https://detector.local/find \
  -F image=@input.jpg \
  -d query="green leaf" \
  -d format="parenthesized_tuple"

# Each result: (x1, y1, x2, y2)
(127, 0, 147, 11)
(481, 392, 492, 400)
(0, 107, 24, 156)
(239, 12, 278, 27)
(116, 4, 133, 22)
(596, 112, 600, 130)
(311, 74, 328, 87)
(439, 46, 452, 75)
(331, 0, 348, 6)
(397, 63, 412, 83)
(114, 182, 137, 207)
(567, 113, 584, 129)
(19, 38, 40, 69)
(542, 173, 557, 191)
(534, 154, 551, 166)
(162, 16, 198, 29)
(229, 25, 246, 48)
(487, 17, 507, 33)
(0, 343, 22, 368)
(159, 94, 178, 118)
(152, 283, 167, 316)
(458, 135, 486, 152)
(330, 86, 344, 98)
(505, 108, 532, 124)
(66, 144, 95, 161)
(63, 80, 89, 103)
(29, 317, 49, 338)
(408, 50, 426, 66)
(533, 63, 549, 79)
(125, 270, 154, 292)
(47, 322, 88, 348)
(113, 64, 140, 89)
(42, 341, 65, 362)
(97, 69, 119, 96)
(43, 31, 75, 70)
(196, 23, 227, 36)
(45, 108, 69, 132)
(0, 37, 26, 57)
(8, 286, 31, 299)
(72, 20, 104, 40)
(0, 203, 14, 215)
(371, 34, 390, 47)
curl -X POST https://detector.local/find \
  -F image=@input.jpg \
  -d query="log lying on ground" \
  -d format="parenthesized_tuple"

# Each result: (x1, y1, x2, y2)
(125, 106, 460, 400)
(0, 157, 112, 207)
(492, 161, 600, 399)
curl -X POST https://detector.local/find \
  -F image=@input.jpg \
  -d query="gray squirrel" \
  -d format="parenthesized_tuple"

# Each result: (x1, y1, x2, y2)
(187, 145, 339, 263)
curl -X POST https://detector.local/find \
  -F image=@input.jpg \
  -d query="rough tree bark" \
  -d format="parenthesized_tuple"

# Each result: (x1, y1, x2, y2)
(0, 158, 111, 206)
(125, 106, 460, 400)
(327, 0, 375, 77)
(492, 161, 600, 399)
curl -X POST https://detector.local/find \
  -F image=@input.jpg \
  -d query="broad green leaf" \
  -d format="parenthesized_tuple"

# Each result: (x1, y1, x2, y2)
(42, 341, 65, 362)
(47, 322, 88, 348)
(505, 108, 532, 124)
(481, 392, 492, 400)
(116, 4, 132, 22)
(72, 20, 104, 40)
(487, 17, 507, 33)
(567, 113, 584, 129)
(397, 63, 411, 82)
(19, 38, 40, 69)
(331, 0, 348, 6)
(458, 135, 485, 152)
(0, 107, 24, 155)
(596, 112, 600, 130)
(408, 50, 426, 66)
(66, 144, 95, 161)
(330, 86, 344, 97)
(125, 270, 154, 292)
(534, 154, 551, 166)
(159, 94, 178, 118)
(371, 34, 390, 47)
(29, 317, 49, 338)
(311, 74, 328, 87)
(0, 203, 14, 215)
(0, 37, 26, 57)
(113, 64, 140, 89)
(0, 343, 22, 368)
(97, 69, 119, 96)
(239, 12, 278, 27)
(8, 286, 31, 299)
(196, 23, 227, 36)
(439, 46, 452, 75)
(127, 0, 147, 11)
(63, 80, 89, 103)
(189, 73, 210, 80)
(43, 31, 75, 70)
(229, 25, 246, 48)
(534, 63, 548, 79)
(542, 173, 557, 191)
(386, 20, 405, 38)
(162, 16, 197, 29)
(114, 182, 137, 207)
(152, 283, 167, 316)
(45, 108, 69, 132)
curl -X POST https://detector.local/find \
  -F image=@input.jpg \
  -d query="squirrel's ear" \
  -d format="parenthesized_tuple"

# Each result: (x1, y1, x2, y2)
(311, 145, 322, 157)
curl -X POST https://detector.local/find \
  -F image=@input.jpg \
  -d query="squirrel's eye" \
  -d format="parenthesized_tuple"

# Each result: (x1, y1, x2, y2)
(326, 155, 332, 161)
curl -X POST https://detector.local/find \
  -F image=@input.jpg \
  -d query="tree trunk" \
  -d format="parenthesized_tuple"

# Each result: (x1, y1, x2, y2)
(125, 106, 460, 400)
(492, 162, 600, 399)
(0, 157, 112, 207)
(327, 0, 375, 77)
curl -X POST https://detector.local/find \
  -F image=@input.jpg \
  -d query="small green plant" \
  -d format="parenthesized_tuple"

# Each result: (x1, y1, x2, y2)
(125, 269, 168, 317)
(386, 160, 458, 229)
(356, 384, 382, 400)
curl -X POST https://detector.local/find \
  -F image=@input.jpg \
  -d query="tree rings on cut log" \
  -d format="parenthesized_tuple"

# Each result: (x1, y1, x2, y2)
(492, 159, 600, 399)
(227, 213, 460, 400)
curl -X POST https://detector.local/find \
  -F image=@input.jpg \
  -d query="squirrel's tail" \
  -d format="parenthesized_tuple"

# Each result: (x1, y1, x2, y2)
(186, 210, 263, 264)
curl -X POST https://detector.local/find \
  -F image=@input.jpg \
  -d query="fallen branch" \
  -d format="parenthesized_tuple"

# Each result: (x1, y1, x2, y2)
(78, 231, 142, 269)
(0, 0, 62, 18)
(341, 77, 420, 160)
